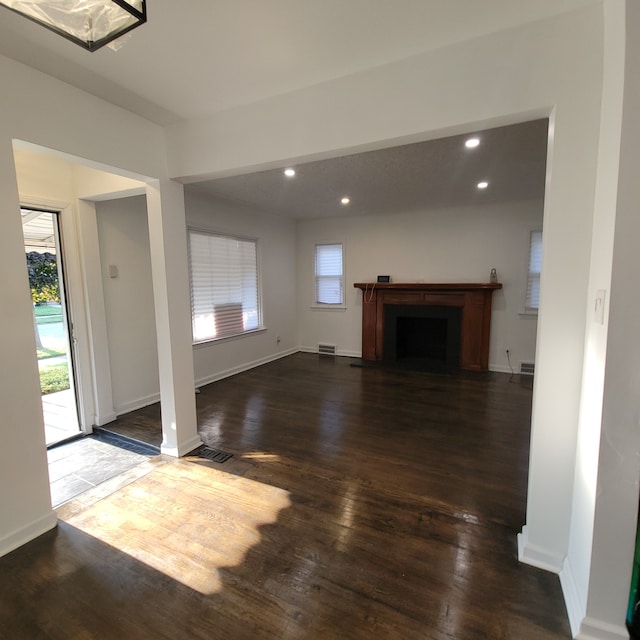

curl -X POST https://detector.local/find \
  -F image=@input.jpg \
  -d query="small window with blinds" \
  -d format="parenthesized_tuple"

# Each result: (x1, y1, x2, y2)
(315, 243, 344, 306)
(525, 230, 543, 312)
(188, 230, 261, 343)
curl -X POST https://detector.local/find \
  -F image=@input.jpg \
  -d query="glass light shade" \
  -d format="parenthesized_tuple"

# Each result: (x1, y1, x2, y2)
(0, 0, 146, 51)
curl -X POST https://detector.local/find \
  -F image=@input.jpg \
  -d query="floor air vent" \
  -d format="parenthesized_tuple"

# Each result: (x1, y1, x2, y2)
(318, 343, 336, 356)
(198, 446, 233, 463)
(520, 362, 535, 375)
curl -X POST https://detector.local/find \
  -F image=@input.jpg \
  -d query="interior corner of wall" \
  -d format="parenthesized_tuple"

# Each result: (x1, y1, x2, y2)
(560, 555, 587, 638)
(517, 525, 565, 573)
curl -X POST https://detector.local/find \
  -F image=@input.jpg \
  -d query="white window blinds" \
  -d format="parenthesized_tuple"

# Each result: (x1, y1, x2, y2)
(525, 230, 543, 312)
(188, 231, 260, 343)
(315, 243, 344, 305)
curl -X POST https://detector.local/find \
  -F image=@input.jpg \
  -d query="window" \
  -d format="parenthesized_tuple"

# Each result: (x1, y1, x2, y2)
(525, 230, 543, 312)
(315, 243, 344, 305)
(188, 230, 261, 343)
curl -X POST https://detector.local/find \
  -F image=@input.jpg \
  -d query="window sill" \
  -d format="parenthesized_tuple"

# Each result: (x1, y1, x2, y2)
(193, 327, 267, 348)
(518, 310, 539, 318)
(310, 304, 347, 311)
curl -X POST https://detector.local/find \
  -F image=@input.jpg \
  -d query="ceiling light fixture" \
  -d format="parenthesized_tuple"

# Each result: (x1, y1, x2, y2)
(465, 137, 480, 148)
(284, 168, 296, 177)
(0, 0, 147, 52)
(477, 181, 489, 189)
(341, 197, 351, 205)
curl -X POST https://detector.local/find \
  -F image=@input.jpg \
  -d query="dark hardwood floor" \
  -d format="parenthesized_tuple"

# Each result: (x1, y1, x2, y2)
(0, 353, 570, 639)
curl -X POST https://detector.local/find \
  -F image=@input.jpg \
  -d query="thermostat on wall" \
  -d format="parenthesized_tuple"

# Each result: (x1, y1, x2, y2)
(377, 275, 391, 283)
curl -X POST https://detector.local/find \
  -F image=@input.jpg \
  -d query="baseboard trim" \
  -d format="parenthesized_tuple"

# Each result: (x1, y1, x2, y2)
(489, 364, 513, 374)
(517, 525, 565, 573)
(161, 434, 204, 458)
(115, 393, 161, 417)
(560, 556, 585, 637)
(106, 350, 300, 423)
(94, 410, 117, 426)
(576, 617, 629, 640)
(195, 348, 299, 389)
(0, 511, 57, 558)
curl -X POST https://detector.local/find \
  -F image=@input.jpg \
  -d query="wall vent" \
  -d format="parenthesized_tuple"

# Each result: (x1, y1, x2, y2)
(318, 343, 336, 356)
(520, 361, 535, 375)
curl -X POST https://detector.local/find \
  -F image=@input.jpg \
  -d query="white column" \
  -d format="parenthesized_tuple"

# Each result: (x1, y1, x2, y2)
(75, 199, 117, 427)
(145, 179, 201, 456)
(0, 139, 56, 556)
(579, 2, 640, 638)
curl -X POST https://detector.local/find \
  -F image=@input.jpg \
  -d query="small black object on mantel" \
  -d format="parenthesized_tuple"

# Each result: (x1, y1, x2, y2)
(377, 275, 391, 283)
(490, 268, 498, 284)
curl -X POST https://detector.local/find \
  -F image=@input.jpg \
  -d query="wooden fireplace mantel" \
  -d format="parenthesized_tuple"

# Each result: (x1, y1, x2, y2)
(353, 282, 502, 370)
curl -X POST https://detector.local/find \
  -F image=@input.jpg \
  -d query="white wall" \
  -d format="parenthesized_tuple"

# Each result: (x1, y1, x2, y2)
(0, 52, 167, 555)
(96, 196, 160, 414)
(11, 148, 144, 430)
(575, 2, 640, 638)
(92, 188, 299, 407)
(296, 199, 542, 369)
(559, 2, 626, 636)
(3, 7, 633, 637)
(185, 188, 298, 386)
(166, 6, 609, 635)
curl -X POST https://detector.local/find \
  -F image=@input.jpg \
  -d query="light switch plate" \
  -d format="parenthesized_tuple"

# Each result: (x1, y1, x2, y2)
(594, 289, 606, 325)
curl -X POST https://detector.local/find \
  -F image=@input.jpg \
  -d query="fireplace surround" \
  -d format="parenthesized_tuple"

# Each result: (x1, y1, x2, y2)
(354, 282, 502, 371)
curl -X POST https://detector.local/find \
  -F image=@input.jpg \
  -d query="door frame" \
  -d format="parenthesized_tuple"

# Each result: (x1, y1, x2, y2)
(21, 195, 96, 436)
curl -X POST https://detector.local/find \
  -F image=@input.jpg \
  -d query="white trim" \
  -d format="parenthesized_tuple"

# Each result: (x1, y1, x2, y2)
(195, 348, 299, 389)
(560, 555, 586, 638)
(193, 327, 267, 348)
(115, 393, 161, 417)
(576, 617, 629, 640)
(19, 194, 69, 212)
(310, 304, 347, 311)
(94, 410, 117, 426)
(0, 511, 57, 558)
(489, 364, 512, 374)
(314, 241, 345, 306)
(517, 525, 565, 573)
(161, 434, 203, 458)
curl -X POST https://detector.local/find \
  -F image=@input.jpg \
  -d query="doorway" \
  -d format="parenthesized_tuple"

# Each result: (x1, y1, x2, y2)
(22, 208, 81, 446)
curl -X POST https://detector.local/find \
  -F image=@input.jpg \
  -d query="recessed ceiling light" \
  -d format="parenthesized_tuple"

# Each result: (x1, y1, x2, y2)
(465, 137, 480, 148)
(284, 168, 296, 177)
(341, 197, 351, 205)
(477, 181, 489, 189)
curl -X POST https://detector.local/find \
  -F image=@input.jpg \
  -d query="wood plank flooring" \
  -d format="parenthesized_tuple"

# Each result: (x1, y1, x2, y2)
(0, 353, 570, 639)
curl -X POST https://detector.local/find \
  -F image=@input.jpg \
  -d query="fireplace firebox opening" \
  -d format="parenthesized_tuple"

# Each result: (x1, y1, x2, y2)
(383, 305, 462, 371)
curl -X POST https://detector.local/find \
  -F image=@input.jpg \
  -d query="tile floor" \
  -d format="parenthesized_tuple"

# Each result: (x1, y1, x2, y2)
(47, 435, 157, 508)
(42, 388, 80, 446)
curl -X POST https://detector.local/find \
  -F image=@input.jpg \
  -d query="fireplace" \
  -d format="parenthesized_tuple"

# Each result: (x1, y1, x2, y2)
(354, 282, 502, 371)
(384, 305, 462, 370)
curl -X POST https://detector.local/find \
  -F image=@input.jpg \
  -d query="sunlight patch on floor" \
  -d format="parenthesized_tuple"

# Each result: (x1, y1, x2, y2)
(62, 460, 291, 595)
(241, 451, 281, 462)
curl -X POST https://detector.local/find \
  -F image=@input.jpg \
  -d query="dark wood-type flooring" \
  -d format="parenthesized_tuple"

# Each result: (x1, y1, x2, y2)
(0, 353, 570, 639)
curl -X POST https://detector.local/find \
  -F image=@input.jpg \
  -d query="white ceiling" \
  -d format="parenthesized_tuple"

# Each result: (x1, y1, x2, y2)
(0, 1, 590, 217)
(21, 209, 56, 252)
(191, 119, 549, 218)
(0, 0, 599, 126)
